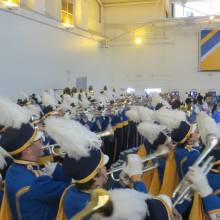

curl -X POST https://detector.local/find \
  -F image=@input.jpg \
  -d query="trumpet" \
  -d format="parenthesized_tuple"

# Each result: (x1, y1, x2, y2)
(41, 144, 65, 157)
(107, 146, 170, 182)
(172, 133, 218, 206)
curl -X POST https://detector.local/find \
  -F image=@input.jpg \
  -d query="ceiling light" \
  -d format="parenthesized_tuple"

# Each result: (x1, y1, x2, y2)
(62, 22, 74, 29)
(209, 15, 215, 21)
(2, 0, 19, 9)
(135, 37, 142, 45)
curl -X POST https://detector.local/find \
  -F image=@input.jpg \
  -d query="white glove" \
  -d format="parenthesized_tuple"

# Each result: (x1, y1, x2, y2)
(44, 162, 57, 176)
(123, 154, 143, 178)
(187, 165, 213, 198)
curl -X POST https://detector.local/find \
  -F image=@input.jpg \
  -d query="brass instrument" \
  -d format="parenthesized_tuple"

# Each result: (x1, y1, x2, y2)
(71, 189, 112, 220)
(41, 144, 65, 157)
(107, 146, 170, 182)
(96, 126, 114, 138)
(172, 133, 218, 206)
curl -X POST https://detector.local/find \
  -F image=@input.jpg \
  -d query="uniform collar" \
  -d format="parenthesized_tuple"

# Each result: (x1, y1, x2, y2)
(14, 159, 39, 168)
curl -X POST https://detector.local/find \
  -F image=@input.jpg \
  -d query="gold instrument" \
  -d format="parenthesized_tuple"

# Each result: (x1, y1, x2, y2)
(172, 133, 218, 206)
(96, 126, 114, 138)
(107, 146, 170, 182)
(71, 189, 112, 220)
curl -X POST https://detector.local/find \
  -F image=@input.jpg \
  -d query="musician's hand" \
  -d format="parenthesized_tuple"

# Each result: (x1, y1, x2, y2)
(187, 165, 213, 198)
(123, 154, 143, 178)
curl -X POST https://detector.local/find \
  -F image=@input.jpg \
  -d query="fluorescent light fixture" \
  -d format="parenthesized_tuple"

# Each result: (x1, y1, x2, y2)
(127, 87, 135, 94)
(144, 88, 162, 95)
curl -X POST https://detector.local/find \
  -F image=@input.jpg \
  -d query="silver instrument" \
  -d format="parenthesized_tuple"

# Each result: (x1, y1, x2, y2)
(172, 133, 218, 206)
(41, 144, 65, 157)
(107, 146, 170, 182)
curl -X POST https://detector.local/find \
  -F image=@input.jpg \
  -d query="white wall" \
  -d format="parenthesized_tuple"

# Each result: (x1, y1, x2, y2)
(102, 30, 220, 95)
(103, 3, 220, 95)
(1, 3, 220, 99)
(0, 9, 111, 99)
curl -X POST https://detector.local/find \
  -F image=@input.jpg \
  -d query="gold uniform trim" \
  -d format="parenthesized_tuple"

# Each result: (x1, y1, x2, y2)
(55, 184, 75, 220)
(9, 129, 38, 156)
(76, 153, 104, 184)
(208, 208, 220, 215)
(42, 111, 58, 120)
(154, 197, 172, 220)
(16, 186, 30, 220)
(123, 121, 129, 126)
(180, 156, 188, 178)
(14, 159, 39, 166)
(179, 125, 192, 144)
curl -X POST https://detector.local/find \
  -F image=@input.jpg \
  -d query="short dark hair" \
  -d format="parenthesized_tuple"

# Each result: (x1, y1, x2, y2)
(12, 152, 22, 160)
(75, 172, 100, 191)
(75, 178, 96, 191)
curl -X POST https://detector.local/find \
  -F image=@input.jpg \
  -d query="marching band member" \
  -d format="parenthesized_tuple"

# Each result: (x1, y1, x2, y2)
(44, 116, 148, 219)
(137, 122, 171, 195)
(188, 165, 220, 220)
(154, 108, 200, 180)
(0, 96, 69, 220)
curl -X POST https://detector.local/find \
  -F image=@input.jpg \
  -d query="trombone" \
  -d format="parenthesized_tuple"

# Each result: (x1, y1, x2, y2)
(107, 146, 170, 182)
(172, 133, 218, 206)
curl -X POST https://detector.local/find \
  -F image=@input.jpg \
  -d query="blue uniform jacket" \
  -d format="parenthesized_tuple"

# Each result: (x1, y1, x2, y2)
(213, 110, 220, 123)
(174, 145, 200, 180)
(6, 160, 69, 220)
(63, 181, 147, 219)
(202, 193, 220, 217)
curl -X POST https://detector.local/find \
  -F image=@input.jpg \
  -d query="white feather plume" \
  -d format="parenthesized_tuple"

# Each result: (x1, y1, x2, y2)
(22, 104, 42, 117)
(151, 93, 171, 109)
(35, 94, 42, 103)
(197, 112, 219, 145)
(125, 109, 140, 122)
(60, 101, 71, 112)
(153, 108, 186, 130)
(137, 122, 166, 144)
(44, 117, 102, 159)
(72, 93, 79, 105)
(42, 92, 58, 107)
(80, 92, 90, 108)
(0, 147, 12, 169)
(20, 91, 29, 100)
(63, 94, 74, 105)
(136, 106, 154, 123)
(0, 96, 30, 129)
(92, 188, 151, 220)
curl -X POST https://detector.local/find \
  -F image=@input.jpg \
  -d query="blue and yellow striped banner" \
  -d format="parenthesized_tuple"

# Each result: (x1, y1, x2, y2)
(200, 30, 220, 71)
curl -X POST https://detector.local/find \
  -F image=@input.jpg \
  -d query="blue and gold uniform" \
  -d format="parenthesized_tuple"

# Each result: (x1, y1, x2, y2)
(202, 192, 220, 219)
(174, 145, 200, 180)
(0, 123, 69, 220)
(171, 121, 200, 180)
(57, 147, 147, 220)
(6, 160, 68, 220)
(62, 181, 147, 220)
